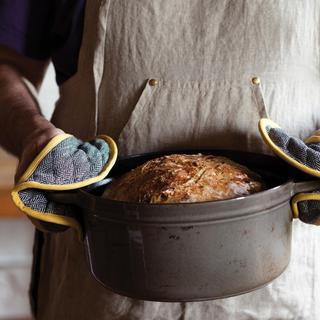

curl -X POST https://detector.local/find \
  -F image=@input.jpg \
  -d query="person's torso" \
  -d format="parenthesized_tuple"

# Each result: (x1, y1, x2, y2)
(53, 0, 320, 156)
(41, 1, 320, 319)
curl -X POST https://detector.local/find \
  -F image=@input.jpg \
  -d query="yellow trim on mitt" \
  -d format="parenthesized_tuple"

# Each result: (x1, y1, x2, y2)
(291, 192, 320, 225)
(304, 135, 320, 144)
(13, 191, 83, 238)
(259, 118, 320, 178)
(14, 135, 118, 191)
(11, 134, 118, 237)
(17, 134, 73, 184)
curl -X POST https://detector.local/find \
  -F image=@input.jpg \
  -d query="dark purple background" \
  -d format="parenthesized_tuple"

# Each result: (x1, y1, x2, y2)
(0, 0, 85, 84)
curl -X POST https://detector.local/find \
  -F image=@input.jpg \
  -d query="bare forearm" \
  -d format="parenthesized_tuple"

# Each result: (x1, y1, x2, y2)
(0, 64, 57, 156)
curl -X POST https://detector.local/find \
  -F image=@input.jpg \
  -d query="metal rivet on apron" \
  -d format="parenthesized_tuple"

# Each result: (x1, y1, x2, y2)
(251, 76, 261, 85)
(148, 79, 158, 86)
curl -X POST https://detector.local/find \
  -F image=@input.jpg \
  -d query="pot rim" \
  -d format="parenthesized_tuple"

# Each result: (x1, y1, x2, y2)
(84, 180, 296, 225)
(81, 149, 320, 225)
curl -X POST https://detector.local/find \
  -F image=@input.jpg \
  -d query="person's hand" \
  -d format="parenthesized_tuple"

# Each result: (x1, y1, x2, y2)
(14, 117, 64, 183)
(259, 118, 320, 177)
(259, 118, 320, 225)
(11, 131, 117, 237)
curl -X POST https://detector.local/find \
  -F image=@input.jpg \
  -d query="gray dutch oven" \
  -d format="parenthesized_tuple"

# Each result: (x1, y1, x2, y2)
(49, 149, 320, 302)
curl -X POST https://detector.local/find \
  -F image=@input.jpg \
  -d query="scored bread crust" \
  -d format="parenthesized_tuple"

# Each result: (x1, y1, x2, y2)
(103, 154, 265, 203)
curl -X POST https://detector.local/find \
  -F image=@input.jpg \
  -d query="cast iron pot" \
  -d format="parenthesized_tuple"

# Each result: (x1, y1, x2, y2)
(49, 149, 320, 302)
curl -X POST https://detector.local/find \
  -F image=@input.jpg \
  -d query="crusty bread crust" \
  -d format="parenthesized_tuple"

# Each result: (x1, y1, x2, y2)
(103, 154, 265, 203)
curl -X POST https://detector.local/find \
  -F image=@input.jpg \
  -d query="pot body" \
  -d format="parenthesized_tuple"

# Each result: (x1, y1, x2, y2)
(65, 150, 319, 302)
(83, 193, 292, 301)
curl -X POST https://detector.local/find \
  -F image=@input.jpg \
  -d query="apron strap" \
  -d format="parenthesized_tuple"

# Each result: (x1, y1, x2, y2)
(250, 76, 270, 119)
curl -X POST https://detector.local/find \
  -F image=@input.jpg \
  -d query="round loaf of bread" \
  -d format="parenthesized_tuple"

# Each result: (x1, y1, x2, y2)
(103, 154, 265, 203)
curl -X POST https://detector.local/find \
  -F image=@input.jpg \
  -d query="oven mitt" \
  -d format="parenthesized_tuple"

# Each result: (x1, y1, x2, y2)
(11, 133, 118, 237)
(259, 118, 320, 225)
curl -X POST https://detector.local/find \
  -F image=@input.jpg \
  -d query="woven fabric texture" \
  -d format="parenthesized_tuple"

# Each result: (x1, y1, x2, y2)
(19, 137, 109, 216)
(266, 126, 320, 171)
(266, 125, 320, 224)
(299, 196, 320, 224)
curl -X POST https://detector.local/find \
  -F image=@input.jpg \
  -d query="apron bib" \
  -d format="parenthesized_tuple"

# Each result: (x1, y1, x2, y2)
(117, 76, 268, 156)
(36, 1, 320, 319)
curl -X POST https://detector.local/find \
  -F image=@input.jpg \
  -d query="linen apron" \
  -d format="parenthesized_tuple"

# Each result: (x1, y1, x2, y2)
(33, 1, 320, 319)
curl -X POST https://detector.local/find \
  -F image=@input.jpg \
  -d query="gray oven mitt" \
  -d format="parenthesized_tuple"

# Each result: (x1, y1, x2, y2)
(259, 118, 320, 225)
(11, 133, 117, 237)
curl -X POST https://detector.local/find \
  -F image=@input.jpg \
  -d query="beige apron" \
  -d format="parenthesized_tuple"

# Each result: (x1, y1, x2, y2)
(34, 1, 320, 319)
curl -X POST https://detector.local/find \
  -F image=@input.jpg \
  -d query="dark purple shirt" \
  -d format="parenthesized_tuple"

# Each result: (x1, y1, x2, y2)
(0, 0, 85, 85)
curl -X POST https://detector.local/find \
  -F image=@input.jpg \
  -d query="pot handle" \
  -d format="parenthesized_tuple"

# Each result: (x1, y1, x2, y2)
(46, 189, 88, 206)
(291, 181, 320, 224)
(46, 178, 113, 211)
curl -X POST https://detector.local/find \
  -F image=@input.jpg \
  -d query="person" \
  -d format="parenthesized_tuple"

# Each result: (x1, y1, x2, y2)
(1, 0, 320, 319)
